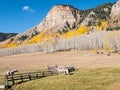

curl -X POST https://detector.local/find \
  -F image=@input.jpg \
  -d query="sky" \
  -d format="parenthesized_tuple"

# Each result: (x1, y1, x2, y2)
(0, 0, 116, 33)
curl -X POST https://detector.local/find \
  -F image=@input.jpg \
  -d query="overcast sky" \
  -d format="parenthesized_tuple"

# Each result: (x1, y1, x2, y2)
(0, 0, 116, 33)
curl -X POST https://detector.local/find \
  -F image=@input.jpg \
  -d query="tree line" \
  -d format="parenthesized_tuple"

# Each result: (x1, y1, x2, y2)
(0, 31, 120, 56)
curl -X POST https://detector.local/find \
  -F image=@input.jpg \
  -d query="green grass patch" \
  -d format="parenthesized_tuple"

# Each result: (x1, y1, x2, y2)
(1, 68, 120, 90)
(0, 74, 4, 85)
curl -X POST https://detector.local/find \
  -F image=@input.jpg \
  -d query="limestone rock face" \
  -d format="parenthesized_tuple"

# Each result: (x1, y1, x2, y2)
(110, 0, 120, 19)
(81, 11, 96, 26)
(109, 0, 120, 27)
(37, 5, 81, 33)
(21, 5, 82, 37)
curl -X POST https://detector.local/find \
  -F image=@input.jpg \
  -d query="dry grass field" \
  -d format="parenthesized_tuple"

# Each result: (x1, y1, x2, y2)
(0, 51, 120, 90)
(0, 50, 120, 72)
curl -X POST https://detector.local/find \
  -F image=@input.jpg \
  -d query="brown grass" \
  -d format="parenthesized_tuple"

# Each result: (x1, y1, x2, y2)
(0, 50, 120, 72)
(108, 82, 120, 90)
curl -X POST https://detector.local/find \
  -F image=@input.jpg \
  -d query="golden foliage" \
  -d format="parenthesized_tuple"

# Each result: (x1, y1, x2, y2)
(96, 20, 108, 31)
(62, 26, 88, 39)
(7, 42, 16, 48)
(76, 26, 88, 34)
(24, 26, 88, 48)
(61, 30, 76, 39)
(101, 21, 108, 30)
(25, 29, 60, 45)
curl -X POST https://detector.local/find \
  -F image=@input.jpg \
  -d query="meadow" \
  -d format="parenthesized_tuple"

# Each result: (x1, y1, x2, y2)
(0, 51, 120, 90)
(0, 68, 118, 90)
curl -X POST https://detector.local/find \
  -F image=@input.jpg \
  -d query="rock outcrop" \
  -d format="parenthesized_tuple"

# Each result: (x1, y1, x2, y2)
(81, 11, 96, 26)
(110, 0, 120, 19)
(37, 5, 81, 32)
(22, 5, 82, 37)
(109, 0, 120, 28)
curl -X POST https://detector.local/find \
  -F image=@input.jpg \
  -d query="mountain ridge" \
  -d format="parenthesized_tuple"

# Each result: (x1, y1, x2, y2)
(0, 32, 17, 42)
(0, 1, 120, 49)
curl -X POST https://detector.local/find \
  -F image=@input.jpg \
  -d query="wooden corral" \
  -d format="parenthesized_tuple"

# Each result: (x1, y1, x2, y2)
(4, 71, 53, 89)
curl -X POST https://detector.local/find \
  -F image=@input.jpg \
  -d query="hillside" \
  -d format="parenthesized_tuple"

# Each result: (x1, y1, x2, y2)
(0, 30, 120, 57)
(0, 1, 120, 56)
(0, 32, 17, 42)
(0, 3, 113, 47)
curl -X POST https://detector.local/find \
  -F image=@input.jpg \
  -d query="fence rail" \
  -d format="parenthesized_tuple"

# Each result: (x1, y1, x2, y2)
(4, 71, 53, 88)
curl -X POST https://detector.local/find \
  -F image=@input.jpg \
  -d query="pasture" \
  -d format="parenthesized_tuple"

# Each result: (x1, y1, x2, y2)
(0, 68, 119, 90)
(0, 51, 120, 72)
(0, 51, 120, 90)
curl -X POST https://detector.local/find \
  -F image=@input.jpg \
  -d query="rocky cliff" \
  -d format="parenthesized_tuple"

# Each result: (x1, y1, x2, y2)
(23, 5, 82, 37)
(11, 5, 82, 43)
(37, 5, 82, 33)
(80, 11, 96, 26)
(110, 0, 120, 19)
(109, 0, 120, 28)
(0, 3, 117, 48)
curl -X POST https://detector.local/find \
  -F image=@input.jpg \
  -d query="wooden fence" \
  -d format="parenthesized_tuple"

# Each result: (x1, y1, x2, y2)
(4, 71, 54, 89)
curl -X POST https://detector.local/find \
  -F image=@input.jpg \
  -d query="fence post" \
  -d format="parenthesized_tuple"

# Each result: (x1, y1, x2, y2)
(36, 73, 38, 79)
(42, 72, 44, 77)
(51, 71, 53, 76)
(5, 75, 9, 88)
(20, 74, 23, 82)
(48, 71, 52, 76)
(28, 72, 31, 80)
(11, 75, 15, 85)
